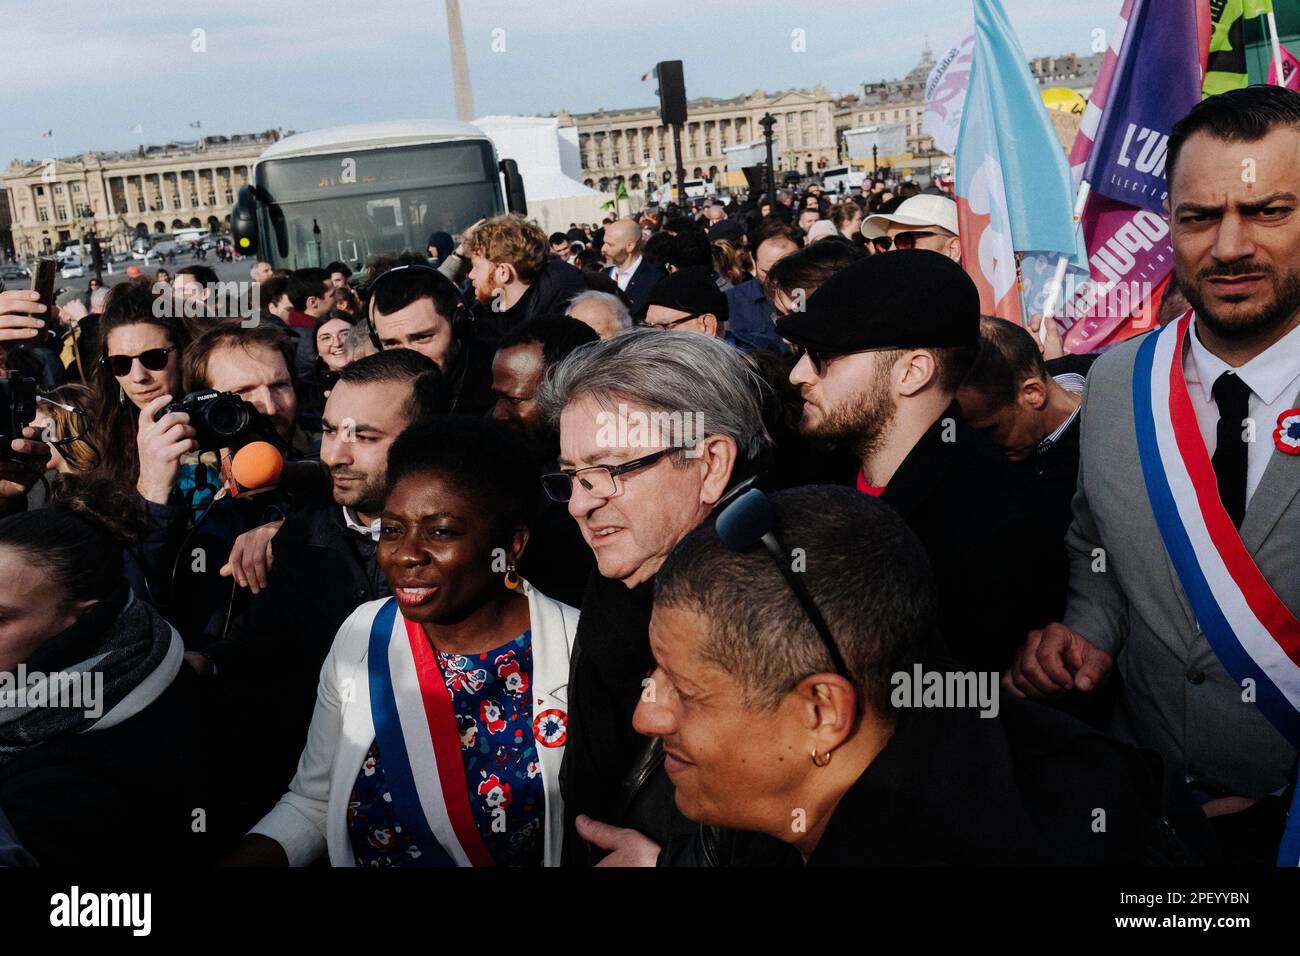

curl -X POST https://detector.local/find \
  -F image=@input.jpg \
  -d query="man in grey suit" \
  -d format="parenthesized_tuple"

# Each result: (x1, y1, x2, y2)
(1004, 87, 1300, 823)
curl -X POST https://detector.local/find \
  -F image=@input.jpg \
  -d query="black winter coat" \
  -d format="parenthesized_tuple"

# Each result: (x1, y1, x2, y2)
(662, 691, 1210, 866)
(879, 403, 1066, 672)
(201, 504, 390, 829)
(0, 667, 205, 866)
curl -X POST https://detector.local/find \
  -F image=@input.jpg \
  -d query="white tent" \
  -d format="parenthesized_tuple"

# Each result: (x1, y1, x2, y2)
(723, 140, 768, 170)
(843, 123, 910, 163)
(471, 115, 609, 232)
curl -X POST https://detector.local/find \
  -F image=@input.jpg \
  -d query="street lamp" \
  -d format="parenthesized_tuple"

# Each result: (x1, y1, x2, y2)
(80, 205, 103, 281)
(759, 113, 777, 206)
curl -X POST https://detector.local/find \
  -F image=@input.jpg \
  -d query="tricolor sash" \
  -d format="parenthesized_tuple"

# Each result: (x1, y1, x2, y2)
(366, 598, 496, 867)
(1133, 313, 1300, 747)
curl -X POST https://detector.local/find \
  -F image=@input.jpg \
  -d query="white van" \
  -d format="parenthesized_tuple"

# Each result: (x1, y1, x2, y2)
(820, 166, 858, 196)
(173, 227, 208, 245)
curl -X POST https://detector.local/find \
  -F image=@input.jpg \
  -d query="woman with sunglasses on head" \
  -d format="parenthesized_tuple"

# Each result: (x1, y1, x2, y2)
(229, 417, 579, 867)
(84, 282, 194, 500)
(31, 383, 99, 477)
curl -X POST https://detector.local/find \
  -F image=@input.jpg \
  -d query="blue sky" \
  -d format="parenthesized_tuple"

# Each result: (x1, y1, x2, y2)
(1, 0, 1123, 164)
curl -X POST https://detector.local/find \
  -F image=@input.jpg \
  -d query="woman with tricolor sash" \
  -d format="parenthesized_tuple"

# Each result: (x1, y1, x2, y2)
(231, 417, 579, 866)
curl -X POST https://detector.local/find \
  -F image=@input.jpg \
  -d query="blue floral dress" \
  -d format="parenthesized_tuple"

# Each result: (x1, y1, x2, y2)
(347, 631, 546, 867)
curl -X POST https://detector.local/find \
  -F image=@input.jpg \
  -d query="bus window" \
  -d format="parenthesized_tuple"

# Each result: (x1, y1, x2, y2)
(256, 140, 502, 270)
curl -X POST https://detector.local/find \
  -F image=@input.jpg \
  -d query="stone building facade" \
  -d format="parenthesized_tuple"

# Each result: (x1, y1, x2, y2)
(556, 85, 839, 192)
(3, 132, 279, 260)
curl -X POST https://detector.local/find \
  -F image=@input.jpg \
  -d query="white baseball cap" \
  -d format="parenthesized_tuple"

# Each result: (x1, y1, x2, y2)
(861, 195, 960, 240)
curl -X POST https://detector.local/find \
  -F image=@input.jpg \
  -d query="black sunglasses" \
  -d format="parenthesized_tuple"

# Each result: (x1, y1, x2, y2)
(102, 347, 173, 377)
(872, 230, 939, 251)
(791, 344, 890, 375)
(714, 488, 850, 679)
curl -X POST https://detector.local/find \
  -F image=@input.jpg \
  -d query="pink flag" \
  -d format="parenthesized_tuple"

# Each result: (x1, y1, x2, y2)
(1058, 0, 1210, 354)
(1269, 42, 1300, 91)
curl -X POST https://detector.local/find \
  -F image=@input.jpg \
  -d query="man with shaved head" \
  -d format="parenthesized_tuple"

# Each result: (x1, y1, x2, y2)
(602, 218, 666, 321)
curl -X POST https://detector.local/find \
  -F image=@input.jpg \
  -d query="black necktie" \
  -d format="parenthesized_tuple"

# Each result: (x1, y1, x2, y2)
(1211, 371, 1252, 529)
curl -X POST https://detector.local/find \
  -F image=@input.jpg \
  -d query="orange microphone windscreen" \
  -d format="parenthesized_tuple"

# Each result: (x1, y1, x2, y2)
(230, 441, 284, 490)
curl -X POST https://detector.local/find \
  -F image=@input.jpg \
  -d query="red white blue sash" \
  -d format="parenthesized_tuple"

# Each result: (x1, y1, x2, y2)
(1133, 313, 1300, 746)
(366, 598, 496, 867)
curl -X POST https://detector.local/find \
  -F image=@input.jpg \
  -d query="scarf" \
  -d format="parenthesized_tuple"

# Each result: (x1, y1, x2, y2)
(0, 589, 178, 762)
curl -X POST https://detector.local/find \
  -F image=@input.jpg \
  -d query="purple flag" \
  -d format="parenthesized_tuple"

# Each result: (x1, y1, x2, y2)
(1081, 0, 1203, 213)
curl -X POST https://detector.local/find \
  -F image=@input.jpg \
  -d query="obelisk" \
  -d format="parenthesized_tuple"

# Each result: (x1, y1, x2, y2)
(445, 0, 476, 122)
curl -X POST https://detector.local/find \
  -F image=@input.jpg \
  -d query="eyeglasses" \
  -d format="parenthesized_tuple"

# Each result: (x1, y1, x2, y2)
(541, 447, 680, 503)
(643, 313, 702, 331)
(102, 347, 173, 377)
(714, 488, 850, 679)
(872, 231, 939, 251)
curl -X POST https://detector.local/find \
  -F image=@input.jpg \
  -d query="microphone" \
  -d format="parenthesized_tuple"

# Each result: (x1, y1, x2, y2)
(228, 442, 330, 498)
(229, 441, 283, 491)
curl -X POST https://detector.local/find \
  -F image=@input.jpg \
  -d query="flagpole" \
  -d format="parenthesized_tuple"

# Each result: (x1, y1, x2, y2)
(1039, 179, 1091, 343)
(1265, 9, 1286, 86)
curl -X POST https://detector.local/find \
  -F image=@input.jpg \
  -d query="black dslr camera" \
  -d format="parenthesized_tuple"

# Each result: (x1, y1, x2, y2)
(0, 374, 38, 462)
(156, 389, 259, 453)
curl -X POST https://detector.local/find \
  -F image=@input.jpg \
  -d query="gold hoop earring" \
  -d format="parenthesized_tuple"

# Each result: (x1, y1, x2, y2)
(503, 564, 520, 590)
(811, 748, 832, 768)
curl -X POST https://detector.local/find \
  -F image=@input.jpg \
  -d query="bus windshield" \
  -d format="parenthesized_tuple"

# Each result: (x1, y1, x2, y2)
(256, 140, 502, 270)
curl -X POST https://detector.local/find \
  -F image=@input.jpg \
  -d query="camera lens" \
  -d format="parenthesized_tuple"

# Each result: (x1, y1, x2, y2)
(205, 395, 250, 439)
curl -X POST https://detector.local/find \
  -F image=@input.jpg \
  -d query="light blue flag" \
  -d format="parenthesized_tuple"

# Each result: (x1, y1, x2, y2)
(967, 0, 1089, 321)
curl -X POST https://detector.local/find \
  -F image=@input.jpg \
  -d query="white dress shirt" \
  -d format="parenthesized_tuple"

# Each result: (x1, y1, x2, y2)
(342, 506, 381, 541)
(1036, 372, 1086, 454)
(611, 254, 642, 292)
(1184, 316, 1300, 508)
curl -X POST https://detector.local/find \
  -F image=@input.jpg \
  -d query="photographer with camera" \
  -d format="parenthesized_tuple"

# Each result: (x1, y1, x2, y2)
(84, 283, 193, 497)
(135, 322, 324, 648)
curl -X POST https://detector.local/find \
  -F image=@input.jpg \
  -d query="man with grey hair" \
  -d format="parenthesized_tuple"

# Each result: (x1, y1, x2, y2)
(566, 290, 631, 339)
(536, 327, 770, 865)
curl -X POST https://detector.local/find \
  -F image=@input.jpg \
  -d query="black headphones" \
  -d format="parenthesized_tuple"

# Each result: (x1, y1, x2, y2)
(365, 263, 475, 349)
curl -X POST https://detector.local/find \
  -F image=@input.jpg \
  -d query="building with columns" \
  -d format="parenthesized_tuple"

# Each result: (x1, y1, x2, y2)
(555, 85, 839, 194)
(2, 131, 281, 261)
(834, 46, 1104, 173)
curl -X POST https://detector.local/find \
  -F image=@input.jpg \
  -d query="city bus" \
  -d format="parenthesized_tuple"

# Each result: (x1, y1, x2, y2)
(231, 120, 526, 271)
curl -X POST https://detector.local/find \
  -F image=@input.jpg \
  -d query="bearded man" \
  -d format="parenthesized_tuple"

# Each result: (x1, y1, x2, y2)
(1003, 87, 1300, 862)
(465, 214, 586, 345)
(776, 250, 1065, 672)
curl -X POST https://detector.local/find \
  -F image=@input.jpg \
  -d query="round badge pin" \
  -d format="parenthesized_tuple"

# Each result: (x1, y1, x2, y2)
(1273, 408, 1300, 456)
(532, 708, 567, 748)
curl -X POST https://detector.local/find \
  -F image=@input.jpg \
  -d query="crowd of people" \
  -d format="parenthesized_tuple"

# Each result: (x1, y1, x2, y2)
(0, 84, 1298, 868)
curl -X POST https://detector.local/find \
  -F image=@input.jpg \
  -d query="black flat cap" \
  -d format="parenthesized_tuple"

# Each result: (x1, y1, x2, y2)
(648, 266, 729, 323)
(708, 218, 744, 244)
(776, 249, 978, 352)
